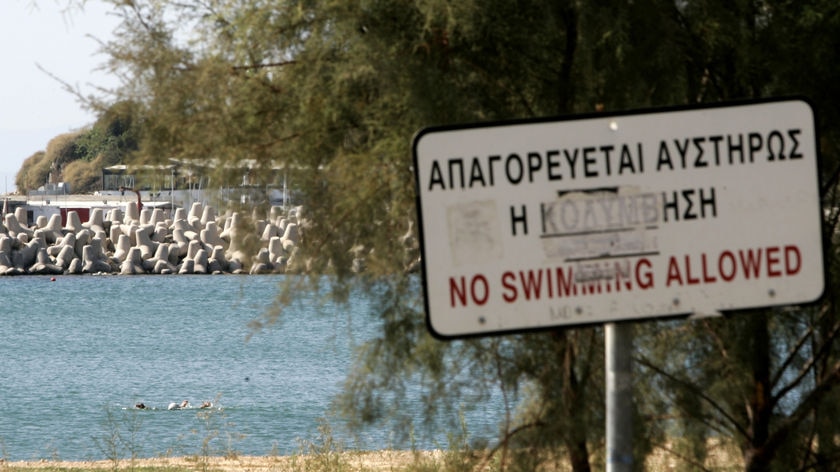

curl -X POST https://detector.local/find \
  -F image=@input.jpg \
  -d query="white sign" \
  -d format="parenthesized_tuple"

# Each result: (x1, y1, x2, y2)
(413, 99, 824, 339)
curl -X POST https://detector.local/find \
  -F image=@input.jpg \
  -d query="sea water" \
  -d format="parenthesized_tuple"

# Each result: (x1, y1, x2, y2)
(0, 275, 499, 461)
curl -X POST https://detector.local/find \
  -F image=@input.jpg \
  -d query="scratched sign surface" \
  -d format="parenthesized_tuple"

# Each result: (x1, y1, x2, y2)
(412, 98, 824, 339)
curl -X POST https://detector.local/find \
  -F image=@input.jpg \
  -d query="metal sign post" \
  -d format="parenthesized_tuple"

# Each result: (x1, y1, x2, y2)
(606, 322, 634, 471)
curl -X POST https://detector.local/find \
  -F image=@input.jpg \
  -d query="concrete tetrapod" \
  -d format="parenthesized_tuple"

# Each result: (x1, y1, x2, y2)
(0, 203, 307, 276)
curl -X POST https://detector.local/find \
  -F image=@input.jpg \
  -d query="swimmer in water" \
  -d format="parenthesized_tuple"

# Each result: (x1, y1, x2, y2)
(168, 400, 189, 410)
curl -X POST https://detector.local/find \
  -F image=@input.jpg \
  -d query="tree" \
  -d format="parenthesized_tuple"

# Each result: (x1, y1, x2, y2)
(630, 2, 840, 471)
(71, 0, 840, 470)
(15, 150, 49, 193)
(13, 99, 141, 194)
(15, 132, 83, 193)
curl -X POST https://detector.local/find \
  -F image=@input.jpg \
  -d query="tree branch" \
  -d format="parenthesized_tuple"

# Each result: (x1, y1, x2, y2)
(772, 306, 840, 409)
(636, 355, 750, 440)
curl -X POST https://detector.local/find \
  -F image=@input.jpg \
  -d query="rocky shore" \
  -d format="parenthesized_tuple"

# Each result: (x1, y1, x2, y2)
(0, 201, 302, 276)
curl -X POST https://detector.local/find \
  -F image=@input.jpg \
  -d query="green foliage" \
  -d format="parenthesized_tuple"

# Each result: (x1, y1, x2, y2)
(61, 158, 99, 193)
(93, 405, 144, 470)
(187, 398, 244, 470)
(12, 99, 140, 193)
(15, 132, 85, 193)
(15, 150, 49, 193)
(48, 0, 840, 470)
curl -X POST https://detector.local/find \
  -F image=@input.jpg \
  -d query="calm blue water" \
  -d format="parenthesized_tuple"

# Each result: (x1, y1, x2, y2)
(0, 275, 499, 461)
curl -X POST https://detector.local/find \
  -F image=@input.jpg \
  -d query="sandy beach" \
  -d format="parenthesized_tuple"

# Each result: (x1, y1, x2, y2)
(3, 451, 446, 471)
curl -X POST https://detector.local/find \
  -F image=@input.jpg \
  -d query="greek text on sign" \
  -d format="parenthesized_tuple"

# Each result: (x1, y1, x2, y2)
(413, 98, 824, 339)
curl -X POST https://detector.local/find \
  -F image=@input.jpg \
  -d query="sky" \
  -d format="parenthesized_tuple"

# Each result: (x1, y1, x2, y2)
(0, 0, 118, 194)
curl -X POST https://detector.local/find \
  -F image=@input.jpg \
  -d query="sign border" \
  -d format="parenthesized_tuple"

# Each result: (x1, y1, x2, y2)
(412, 97, 826, 340)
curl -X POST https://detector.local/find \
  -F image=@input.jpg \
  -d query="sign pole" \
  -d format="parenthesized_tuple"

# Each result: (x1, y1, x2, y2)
(606, 322, 633, 472)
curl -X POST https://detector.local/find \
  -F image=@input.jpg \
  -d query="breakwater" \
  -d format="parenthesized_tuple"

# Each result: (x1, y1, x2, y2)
(0, 201, 301, 275)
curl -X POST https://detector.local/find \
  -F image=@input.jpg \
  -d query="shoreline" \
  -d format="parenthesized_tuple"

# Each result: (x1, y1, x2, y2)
(2, 451, 445, 471)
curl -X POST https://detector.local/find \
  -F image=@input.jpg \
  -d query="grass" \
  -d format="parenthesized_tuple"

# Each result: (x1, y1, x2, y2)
(0, 404, 745, 471)
(0, 402, 483, 472)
